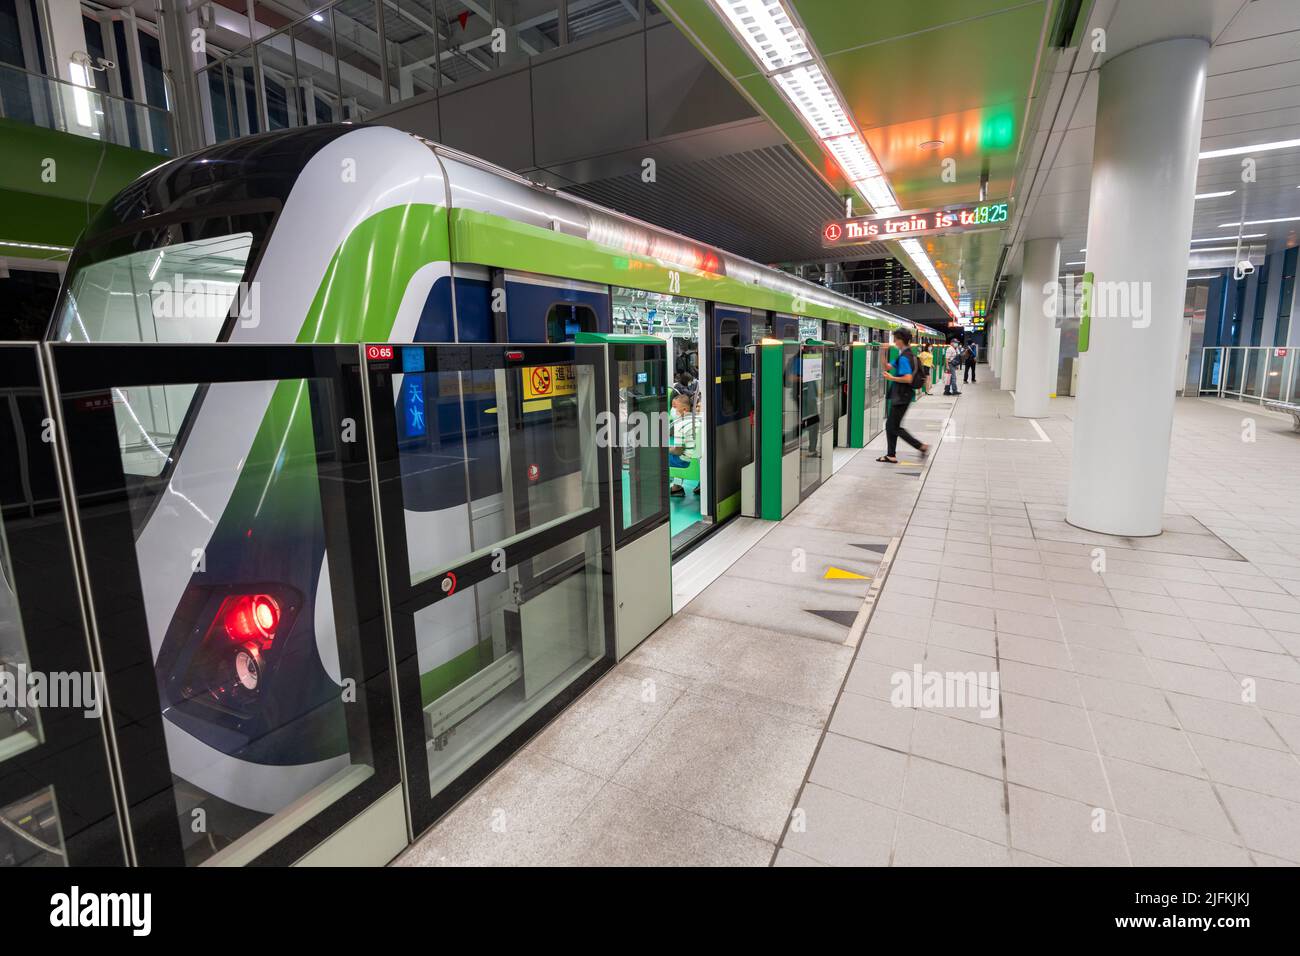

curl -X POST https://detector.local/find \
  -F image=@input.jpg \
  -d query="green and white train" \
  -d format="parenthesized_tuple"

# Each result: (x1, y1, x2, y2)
(50, 123, 937, 842)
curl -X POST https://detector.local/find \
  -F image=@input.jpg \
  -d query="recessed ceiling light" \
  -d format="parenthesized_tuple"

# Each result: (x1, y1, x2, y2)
(1195, 190, 1235, 199)
(919, 140, 943, 151)
(1199, 138, 1300, 159)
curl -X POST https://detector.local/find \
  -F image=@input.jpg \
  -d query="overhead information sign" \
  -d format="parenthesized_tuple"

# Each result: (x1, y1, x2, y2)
(822, 200, 1009, 247)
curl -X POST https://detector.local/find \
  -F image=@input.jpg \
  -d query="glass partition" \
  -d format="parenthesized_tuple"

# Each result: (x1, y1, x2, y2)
(294, 17, 342, 122)
(0, 62, 174, 154)
(384, 0, 443, 100)
(612, 287, 708, 553)
(0, 491, 40, 762)
(0, 345, 126, 865)
(1205, 346, 1297, 406)
(799, 344, 825, 494)
(48, 344, 400, 865)
(365, 343, 614, 835)
(333, 0, 388, 118)
(434, 0, 497, 85)
(611, 342, 669, 541)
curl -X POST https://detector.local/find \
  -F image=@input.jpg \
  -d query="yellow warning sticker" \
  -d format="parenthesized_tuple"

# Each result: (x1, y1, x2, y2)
(523, 364, 576, 400)
(824, 566, 870, 580)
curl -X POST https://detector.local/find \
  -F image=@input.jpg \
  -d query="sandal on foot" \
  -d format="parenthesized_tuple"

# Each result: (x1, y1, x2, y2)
(876, 455, 897, 463)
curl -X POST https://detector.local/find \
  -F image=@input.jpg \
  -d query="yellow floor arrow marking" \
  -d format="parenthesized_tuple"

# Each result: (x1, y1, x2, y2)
(824, 566, 870, 580)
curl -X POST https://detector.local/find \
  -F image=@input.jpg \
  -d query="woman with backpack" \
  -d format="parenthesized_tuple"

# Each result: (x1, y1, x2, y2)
(877, 329, 931, 464)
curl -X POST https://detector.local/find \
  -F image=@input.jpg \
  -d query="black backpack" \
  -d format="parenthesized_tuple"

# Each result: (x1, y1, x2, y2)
(909, 348, 928, 388)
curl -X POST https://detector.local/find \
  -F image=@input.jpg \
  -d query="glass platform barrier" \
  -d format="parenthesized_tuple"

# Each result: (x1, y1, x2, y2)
(361, 343, 616, 835)
(0, 339, 646, 864)
(43, 343, 403, 866)
(576, 333, 672, 660)
(0, 344, 126, 866)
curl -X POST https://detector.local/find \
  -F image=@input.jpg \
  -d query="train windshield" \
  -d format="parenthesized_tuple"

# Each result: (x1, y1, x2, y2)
(56, 217, 266, 344)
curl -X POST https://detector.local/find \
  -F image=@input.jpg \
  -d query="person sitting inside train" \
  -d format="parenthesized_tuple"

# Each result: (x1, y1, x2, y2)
(668, 392, 701, 497)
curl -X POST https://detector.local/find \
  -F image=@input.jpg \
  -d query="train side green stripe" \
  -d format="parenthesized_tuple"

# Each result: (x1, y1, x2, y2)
(448, 207, 899, 331)
(296, 203, 451, 343)
(214, 204, 454, 703)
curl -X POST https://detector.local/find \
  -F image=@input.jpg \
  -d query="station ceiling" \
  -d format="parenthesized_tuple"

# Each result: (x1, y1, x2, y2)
(659, 0, 1300, 322)
(659, 0, 1056, 315)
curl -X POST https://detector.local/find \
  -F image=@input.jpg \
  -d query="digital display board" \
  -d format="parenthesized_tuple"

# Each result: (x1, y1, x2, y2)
(822, 200, 1009, 247)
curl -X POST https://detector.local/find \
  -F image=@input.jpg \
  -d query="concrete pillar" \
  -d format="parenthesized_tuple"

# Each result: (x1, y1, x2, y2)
(1001, 277, 1021, 391)
(1015, 239, 1060, 417)
(1048, 326, 1062, 396)
(1067, 37, 1209, 536)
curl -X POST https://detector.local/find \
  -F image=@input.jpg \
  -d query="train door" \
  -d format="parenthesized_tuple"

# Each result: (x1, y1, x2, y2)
(610, 285, 710, 556)
(709, 305, 753, 526)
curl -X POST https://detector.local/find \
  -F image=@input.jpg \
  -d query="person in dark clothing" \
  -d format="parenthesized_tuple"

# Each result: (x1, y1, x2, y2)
(964, 342, 978, 384)
(877, 329, 930, 464)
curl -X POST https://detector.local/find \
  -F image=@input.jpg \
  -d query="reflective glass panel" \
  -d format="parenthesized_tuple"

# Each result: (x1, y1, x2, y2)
(0, 786, 65, 867)
(0, 512, 41, 761)
(333, 0, 388, 118)
(96, 375, 382, 865)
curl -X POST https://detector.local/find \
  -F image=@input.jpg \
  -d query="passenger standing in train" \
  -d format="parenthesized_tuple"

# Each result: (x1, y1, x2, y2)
(919, 346, 934, 395)
(878, 329, 929, 464)
(668, 392, 701, 496)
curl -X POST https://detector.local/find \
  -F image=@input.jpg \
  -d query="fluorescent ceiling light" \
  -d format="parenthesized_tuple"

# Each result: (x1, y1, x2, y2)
(1066, 261, 1085, 266)
(1187, 274, 1222, 280)
(712, 0, 811, 72)
(1195, 190, 1235, 199)
(823, 132, 882, 181)
(774, 65, 853, 139)
(1219, 216, 1300, 227)
(709, 0, 954, 317)
(1199, 138, 1300, 159)
(1192, 234, 1263, 242)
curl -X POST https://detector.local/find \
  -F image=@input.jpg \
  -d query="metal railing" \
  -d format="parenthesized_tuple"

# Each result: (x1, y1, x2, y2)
(1198, 346, 1298, 406)
(0, 62, 175, 155)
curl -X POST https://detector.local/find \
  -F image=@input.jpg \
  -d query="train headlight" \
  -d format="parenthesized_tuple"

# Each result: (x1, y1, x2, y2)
(234, 644, 262, 691)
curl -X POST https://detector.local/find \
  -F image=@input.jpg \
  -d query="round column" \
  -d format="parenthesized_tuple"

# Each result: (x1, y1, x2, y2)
(1067, 37, 1208, 536)
(1014, 238, 1060, 417)
(1000, 277, 1021, 391)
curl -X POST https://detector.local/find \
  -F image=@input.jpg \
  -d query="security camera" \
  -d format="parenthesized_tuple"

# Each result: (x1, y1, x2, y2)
(1235, 259, 1255, 280)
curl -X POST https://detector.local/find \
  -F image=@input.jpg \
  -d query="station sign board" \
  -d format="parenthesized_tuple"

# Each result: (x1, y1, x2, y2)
(822, 200, 1009, 247)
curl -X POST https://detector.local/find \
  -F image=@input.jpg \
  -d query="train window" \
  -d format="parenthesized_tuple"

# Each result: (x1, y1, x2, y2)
(545, 304, 597, 343)
(58, 231, 257, 345)
(57, 227, 264, 479)
(719, 318, 739, 417)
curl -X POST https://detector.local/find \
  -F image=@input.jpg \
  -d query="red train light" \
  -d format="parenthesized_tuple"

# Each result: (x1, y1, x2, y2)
(222, 594, 281, 646)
